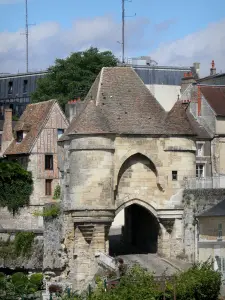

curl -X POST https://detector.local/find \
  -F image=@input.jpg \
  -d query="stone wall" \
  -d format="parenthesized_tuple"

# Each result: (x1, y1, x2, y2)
(0, 230, 43, 270)
(183, 188, 225, 262)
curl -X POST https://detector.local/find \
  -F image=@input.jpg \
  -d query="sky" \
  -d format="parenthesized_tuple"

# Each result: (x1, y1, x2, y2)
(0, 0, 225, 75)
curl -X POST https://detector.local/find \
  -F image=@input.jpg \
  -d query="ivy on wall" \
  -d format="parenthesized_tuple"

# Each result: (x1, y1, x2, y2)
(53, 184, 61, 200)
(0, 232, 35, 259)
(0, 159, 33, 214)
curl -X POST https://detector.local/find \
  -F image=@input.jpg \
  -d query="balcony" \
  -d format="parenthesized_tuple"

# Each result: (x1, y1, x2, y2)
(184, 175, 225, 189)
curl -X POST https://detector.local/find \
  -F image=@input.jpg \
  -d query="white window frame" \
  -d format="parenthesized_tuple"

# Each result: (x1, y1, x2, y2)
(196, 163, 205, 178)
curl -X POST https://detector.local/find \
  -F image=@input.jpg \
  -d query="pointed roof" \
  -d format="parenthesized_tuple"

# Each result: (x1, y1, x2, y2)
(64, 67, 167, 136)
(62, 67, 200, 138)
(5, 100, 56, 155)
(165, 101, 195, 135)
(200, 85, 225, 117)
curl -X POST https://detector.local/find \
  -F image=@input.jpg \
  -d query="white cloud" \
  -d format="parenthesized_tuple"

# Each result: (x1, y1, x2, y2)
(0, 16, 148, 73)
(1, 16, 225, 76)
(150, 19, 225, 76)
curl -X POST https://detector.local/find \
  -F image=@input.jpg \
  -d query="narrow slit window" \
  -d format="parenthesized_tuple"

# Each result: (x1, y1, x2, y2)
(45, 179, 52, 196)
(8, 81, 13, 94)
(45, 155, 53, 170)
(23, 80, 28, 94)
(172, 171, 178, 181)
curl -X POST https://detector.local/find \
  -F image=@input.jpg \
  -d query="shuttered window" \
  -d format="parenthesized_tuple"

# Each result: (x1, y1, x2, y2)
(45, 179, 52, 196)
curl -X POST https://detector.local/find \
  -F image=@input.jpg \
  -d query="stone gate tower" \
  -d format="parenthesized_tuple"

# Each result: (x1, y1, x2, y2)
(57, 67, 199, 290)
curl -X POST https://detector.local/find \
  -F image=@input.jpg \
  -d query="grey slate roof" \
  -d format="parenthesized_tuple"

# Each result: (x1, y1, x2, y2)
(198, 199, 225, 217)
(62, 67, 197, 138)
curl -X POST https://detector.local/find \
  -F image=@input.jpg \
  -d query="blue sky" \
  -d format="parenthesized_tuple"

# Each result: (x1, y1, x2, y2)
(0, 0, 225, 74)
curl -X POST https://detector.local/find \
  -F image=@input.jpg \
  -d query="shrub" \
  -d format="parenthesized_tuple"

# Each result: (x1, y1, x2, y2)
(29, 273, 44, 290)
(53, 184, 61, 200)
(176, 260, 222, 300)
(33, 203, 60, 218)
(0, 159, 33, 214)
(14, 232, 35, 257)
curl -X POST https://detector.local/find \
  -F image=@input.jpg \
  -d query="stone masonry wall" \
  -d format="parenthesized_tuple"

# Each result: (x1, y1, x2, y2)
(114, 136, 196, 211)
(183, 189, 225, 262)
(0, 231, 43, 270)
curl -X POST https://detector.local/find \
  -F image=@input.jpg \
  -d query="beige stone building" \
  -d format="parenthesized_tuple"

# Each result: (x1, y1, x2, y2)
(181, 83, 225, 187)
(0, 100, 69, 230)
(57, 67, 210, 289)
(197, 200, 225, 277)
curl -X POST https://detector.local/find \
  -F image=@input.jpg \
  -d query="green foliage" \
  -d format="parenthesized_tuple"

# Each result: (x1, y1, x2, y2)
(175, 260, 222, 300)
(60, 262, 222, 300)
(31, 47, 118, 109)
(53, 184, 61, 200)
(0, 272, 42, 299)
(0, 159, 33, 214)
(14, 232, 35, 257)
(33, 203, 60, 218)
(0, 238, 16, 260)
(29, 273, 43, 290)
(0, 232, 35, 259)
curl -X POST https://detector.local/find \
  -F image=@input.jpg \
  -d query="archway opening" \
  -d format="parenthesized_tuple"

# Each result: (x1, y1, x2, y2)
(109, 204, 159, 256)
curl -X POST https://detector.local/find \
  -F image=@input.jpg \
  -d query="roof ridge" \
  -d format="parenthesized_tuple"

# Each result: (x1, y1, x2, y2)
(96, 68, 104, 106)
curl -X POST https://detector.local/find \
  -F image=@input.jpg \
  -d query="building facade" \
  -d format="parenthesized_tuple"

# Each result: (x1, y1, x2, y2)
(0, 100, 69, 230)
(54, 67, 207, 289)
(0, 71, 47, 119)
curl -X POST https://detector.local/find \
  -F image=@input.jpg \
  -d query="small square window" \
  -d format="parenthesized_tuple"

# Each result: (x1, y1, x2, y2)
(196, 164, 204, 178)
(16, 131, 23, 143)
(45, 155, 53, 170)
(57, 128, 64, 139)
(172, 171, 177, 181)
(45, 179, 52, 196)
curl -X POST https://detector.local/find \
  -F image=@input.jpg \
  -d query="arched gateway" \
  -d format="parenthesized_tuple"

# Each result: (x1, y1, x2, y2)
(47, 67, 197, 291)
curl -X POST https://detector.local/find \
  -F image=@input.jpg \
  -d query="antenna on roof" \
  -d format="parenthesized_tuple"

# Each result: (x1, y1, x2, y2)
(118, 0, 136, 64)
(21, 0, 36, 73)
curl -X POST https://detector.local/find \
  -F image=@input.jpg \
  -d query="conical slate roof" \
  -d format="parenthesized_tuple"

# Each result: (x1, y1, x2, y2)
(63, 67, 197, 137)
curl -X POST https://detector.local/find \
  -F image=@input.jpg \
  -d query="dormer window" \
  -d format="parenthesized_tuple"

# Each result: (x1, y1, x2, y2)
(16, 131, 23, 143)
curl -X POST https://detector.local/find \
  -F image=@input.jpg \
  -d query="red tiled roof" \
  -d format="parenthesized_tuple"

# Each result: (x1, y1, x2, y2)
(200, 85, 225, 117)
(4, 100, 56, 155)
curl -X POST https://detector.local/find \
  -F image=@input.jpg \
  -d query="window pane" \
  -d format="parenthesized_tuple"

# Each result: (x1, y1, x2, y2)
(45, 155, 53, 170)
(57, 129, 64, 139)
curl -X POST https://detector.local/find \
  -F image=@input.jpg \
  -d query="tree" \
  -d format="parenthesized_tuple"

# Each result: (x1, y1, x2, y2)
(31, 47, 118, 109)
(0, 159, 33, 214)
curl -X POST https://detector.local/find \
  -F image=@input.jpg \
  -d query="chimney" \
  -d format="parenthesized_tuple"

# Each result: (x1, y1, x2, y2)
(65, 98, 83, 123)
(193, 62, 200, 77)
(1, 108, 13, 154)
(181, 71, 196, 94)
(210, 60, 216, 76)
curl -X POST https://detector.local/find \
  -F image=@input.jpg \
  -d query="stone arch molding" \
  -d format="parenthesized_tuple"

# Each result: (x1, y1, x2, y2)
(115, 198, 158, 220)
(114, 150, 165, 190)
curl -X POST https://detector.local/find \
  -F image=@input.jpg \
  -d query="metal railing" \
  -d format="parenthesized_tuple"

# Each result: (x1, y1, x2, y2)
(184, 175, 225, 189)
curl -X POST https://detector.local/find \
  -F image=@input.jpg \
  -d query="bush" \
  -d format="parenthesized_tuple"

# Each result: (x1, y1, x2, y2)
(29, 273, 43, 290)
(14, 232, 35, 257)
(85, 262, 221, 300)
(176, 260, 222, 300)
(0, 159, 33, 214)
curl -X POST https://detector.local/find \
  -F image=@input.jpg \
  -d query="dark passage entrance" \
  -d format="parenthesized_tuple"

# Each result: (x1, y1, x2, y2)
(109, 204, 159, 256)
